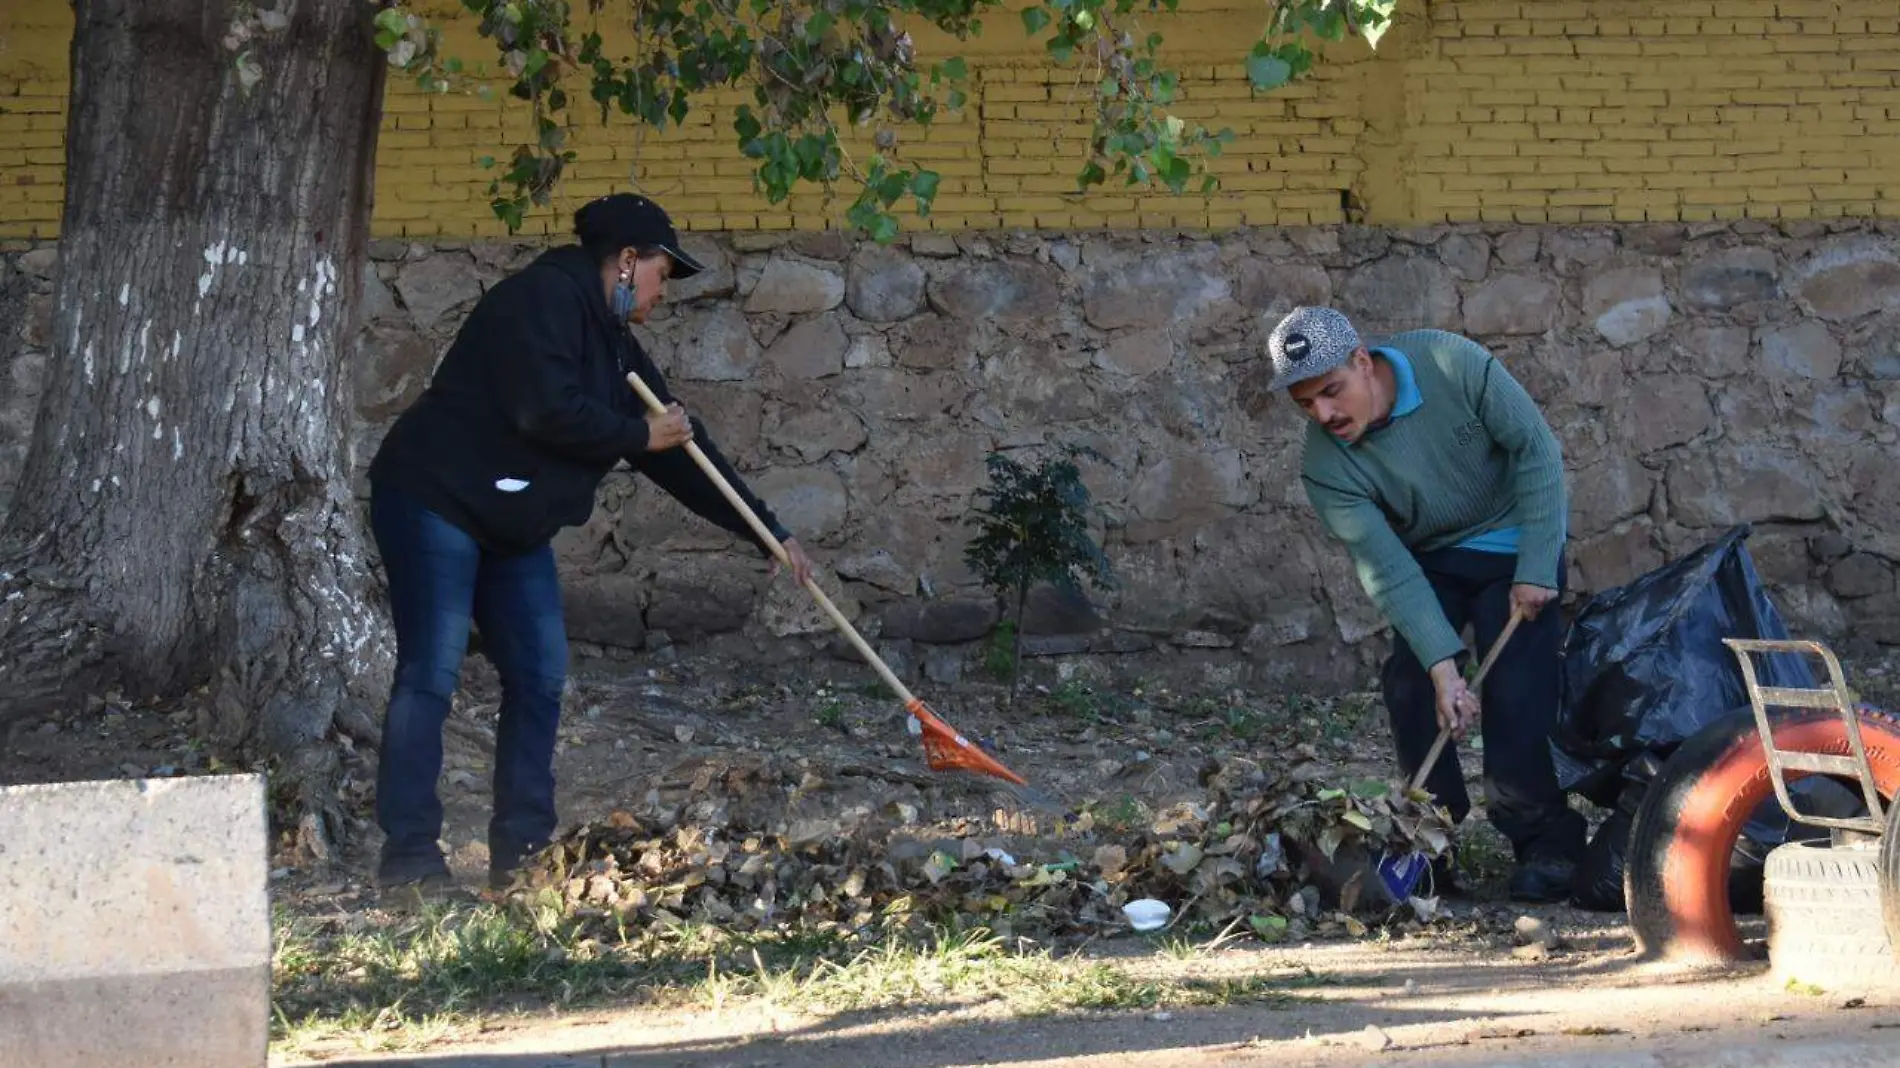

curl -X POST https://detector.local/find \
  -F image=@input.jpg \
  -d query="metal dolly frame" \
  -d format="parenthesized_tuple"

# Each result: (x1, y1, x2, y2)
(1723, 637, 1887, 837)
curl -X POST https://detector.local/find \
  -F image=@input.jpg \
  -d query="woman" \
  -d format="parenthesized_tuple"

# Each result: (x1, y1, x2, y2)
(366, 192, 814, 890)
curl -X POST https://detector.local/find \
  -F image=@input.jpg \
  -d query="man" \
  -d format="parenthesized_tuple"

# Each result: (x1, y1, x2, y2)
(1265, 305, 1586, 903)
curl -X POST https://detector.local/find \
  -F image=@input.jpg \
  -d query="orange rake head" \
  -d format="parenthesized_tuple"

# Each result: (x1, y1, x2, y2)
(905, 697, 1028, 785)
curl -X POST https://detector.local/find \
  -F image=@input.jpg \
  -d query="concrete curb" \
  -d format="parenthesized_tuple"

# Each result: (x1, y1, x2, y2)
(0, 774, 270, 1068)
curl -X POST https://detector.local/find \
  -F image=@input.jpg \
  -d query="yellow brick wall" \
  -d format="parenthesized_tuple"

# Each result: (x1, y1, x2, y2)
(5, 0, 1900, 239)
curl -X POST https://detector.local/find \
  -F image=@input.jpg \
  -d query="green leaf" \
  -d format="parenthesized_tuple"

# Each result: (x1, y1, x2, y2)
(1246, 53, 1292, 91)
(1341, 810, 1374, 832)
(1022, 6, 1051, 34)
(911, 169, 941, 203)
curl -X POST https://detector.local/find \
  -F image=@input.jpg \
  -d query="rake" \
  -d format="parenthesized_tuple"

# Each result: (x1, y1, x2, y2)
(625, 370, 1062, 813)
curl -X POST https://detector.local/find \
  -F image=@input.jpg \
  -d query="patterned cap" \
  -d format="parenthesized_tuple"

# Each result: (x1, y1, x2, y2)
(1267, 306, 1362, 390)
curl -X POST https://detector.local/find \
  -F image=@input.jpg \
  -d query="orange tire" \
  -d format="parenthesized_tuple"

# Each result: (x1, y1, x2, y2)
(1625, 705, 1900, 964)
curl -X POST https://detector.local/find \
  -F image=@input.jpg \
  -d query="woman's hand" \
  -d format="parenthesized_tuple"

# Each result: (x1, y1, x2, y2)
(772, 537, 816, 587)
(645, 403, 693, 451)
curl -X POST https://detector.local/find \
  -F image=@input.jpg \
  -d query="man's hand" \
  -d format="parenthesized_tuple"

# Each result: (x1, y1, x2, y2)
(1429, 659, 1481, 739)
(1510, 582, 1558, 621)
(645, 403, 693, 451)
(771, 537, 815, 587)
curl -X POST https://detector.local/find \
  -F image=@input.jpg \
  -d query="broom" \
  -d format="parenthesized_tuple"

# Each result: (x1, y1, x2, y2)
(624, 370, 1061, 812)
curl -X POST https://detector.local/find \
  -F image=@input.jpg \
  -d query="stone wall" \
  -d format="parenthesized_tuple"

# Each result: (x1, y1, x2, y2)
(5, 220, 1899, 691)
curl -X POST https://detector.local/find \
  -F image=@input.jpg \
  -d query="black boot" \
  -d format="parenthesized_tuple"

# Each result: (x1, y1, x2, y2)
(1508, 854, 1578, 904)
(376, 846, 452, 890)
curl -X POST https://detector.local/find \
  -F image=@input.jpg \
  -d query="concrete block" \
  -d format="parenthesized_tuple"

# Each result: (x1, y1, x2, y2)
(0, 774, 270, 1068)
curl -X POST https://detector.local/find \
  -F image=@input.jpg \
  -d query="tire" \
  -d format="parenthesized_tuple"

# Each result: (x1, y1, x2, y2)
(1763, 839, 1900, 989)
(1882, 789, 1900, 960)
(1624, 705, 1900, 964)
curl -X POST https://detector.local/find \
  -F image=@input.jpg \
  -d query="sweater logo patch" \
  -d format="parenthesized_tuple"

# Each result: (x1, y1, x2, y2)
(1453, 420, 1484, 447)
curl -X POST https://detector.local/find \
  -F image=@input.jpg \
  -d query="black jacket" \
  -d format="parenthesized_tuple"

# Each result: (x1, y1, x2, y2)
(368, 244, 789, 557)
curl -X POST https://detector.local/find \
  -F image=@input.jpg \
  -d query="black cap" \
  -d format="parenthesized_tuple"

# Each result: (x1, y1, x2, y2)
(574, 193, 706, 279)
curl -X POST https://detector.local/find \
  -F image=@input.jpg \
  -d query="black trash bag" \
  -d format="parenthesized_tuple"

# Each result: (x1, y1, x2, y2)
(1572, 752, 1662, 912)
(1552, 523, 1817, 806)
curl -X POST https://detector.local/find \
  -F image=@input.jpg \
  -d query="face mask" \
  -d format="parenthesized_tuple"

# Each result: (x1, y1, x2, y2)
(611, 270, 636, 319)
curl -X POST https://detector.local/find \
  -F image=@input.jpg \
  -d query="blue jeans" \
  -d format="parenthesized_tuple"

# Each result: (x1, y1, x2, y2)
(369, 481, 569, 870)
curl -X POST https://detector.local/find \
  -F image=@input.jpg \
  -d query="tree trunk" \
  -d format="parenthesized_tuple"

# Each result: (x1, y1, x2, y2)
(0, 0, 392, 856)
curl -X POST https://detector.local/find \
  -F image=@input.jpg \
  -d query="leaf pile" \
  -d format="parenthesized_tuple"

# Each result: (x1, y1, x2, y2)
(512, 751, 1457, 946)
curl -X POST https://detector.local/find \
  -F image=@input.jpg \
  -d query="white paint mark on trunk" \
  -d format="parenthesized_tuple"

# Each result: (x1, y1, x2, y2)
(173, 427, 183, 460)
(153, 422, 163, 441)
(89, 479, 101, 493)
(170, 332, 182, 361)
(119, 283, 129, 307)
(83, 342, 95, 385)
(292, 324, 306, 343)
(146, 396, 161, 420)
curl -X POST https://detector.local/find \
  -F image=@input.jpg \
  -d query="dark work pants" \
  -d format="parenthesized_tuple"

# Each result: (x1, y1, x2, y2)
(1381, 547, 1586, 867)
(369, 480, 569, 871)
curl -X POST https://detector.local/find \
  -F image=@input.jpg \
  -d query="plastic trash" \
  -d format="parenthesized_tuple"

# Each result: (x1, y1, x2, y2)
(1552, 523, 1817, 805)
(1122, 898, 1172, 931)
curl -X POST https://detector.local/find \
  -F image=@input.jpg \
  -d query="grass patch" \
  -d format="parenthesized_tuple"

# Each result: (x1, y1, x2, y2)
(272, 900, 1311, 1056)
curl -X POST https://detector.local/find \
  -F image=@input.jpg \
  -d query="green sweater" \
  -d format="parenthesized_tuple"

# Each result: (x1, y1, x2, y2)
(1299, 329, 1568, 669)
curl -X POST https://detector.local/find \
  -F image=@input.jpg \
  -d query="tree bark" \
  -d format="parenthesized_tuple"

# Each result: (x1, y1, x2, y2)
(0, 0, 392, 855)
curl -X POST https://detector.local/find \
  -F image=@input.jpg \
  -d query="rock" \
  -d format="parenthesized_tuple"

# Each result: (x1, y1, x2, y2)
(790, 230, 852, 261)
(1337, 255, 1462, 332)
(981, 340, 1098, 424)
(1810, 532, 1855, 562)
(562, 573, 649, 650)
(1049, 241, 1082, 271)
(767, 406, 867, 461)
(1585, 267, 1672, 346)
(1023, 634, 1092, 656)
(1358, 1025, 1394, 1053)
(1232, 262, 1332, 316)
(1680, 325, 1753, 378)
(1515, 915, 1561, 949)
(18, 247, 57, 278)
(1496, 230, 1540, 267)
(1793, 240, 1900, 321)
(1175, 630, 1234, 648)
(746, 465, 850, 542)
(846, 245, 927, 322)
(758, 568, 861, 638)
(836, 549, 914, 593)
(1624, 375, 1715, 453)
(1095, 329, 1175, 377)
(881, 599, 1000, 644)
(1829, 554, 1895, 599)
(1569, 456, 1654, 535)
(1511, 942, 1552, 962)
(1463, 274, 1559, 336)
(355, 326, 442, 421)
(645, 573, 758, 639)
(765, 313, 849, 379)
(359, 262, 399, 322)
(910, 232, 961, 258)
(1668, 445, 1825, 526)
(1126, 449, 1252, 542)
(841, 369, 970, 422)
(1437, 232, 1491, 281)
(1092, 630, 1156, 653)
(1575, 522, 1664, 592)
(745, 260, 845, 314)
(1759, 321, 1843, 379)
(1081, 248, 1230, 330)
(677, 307, 762, 381)
(845, 333, 892, 369)
(1845, 311, 1900, 378)
(893, 315, 968, 371)
(1681, 246, 1780, 310)
(928, 260, 1063, 323)
(1546, 229, 1617, 271)
(394, 254, 483, 331)
(20, 292, 52, 348)
(1020, 583, 1102, 635)
(923, 649, 962, 685)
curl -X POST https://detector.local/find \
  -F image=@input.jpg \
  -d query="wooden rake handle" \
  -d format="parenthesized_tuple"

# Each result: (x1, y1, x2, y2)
(624, 371, 922, 712)
(1409, 605, 1528, 793)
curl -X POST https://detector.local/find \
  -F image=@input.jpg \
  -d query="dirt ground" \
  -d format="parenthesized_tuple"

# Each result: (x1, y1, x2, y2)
(8, 638, 1900, 1068)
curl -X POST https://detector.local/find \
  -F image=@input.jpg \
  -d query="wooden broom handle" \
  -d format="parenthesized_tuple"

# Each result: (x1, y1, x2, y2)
(625, 370, 922, 711)
(1410, 605, 1527, 793)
